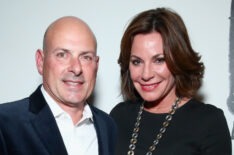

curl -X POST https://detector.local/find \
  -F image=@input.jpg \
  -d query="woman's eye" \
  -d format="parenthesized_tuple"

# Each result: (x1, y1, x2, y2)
(155, 57, 165, 64)
(131, 59, 141, 65)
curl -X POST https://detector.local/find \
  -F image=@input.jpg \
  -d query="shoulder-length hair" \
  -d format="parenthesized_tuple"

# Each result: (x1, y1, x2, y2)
(118, 7, 204, 101)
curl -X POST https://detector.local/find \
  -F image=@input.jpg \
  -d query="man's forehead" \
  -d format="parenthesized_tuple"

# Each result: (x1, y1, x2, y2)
(43, 16, 97, 51)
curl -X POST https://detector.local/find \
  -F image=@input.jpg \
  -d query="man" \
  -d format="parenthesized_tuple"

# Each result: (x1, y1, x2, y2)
(0, 16, 117, 155)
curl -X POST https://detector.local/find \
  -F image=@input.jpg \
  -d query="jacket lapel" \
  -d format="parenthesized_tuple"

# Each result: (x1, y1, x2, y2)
(90, 105, 110, 155)
(29, 86, 68, 155)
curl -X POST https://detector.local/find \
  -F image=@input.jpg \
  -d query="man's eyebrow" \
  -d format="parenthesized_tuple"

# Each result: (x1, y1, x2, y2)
(52, 48, 71, 53)
(52, 48, 96, 55)
(79, 51, 96, 55)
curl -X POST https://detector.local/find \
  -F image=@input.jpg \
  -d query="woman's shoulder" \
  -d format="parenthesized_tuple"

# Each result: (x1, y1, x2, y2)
(187, 99, 231, 152)
(111, 100, 140, 110)
(110, 100, 141, 117)
(183, 99, 227, 123)
(186, 99, 224, 114)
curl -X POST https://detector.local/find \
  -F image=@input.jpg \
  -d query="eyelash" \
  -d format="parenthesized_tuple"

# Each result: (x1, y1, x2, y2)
(131, 59, 141, 65)
(56, 52, 66, 58)
(155, 57, 165, 64)
(130, 57, 165, 66)
(80, 55, 93, 61)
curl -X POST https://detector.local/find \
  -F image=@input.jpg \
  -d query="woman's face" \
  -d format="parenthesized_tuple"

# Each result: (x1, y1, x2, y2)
(129, 32, 176, 102)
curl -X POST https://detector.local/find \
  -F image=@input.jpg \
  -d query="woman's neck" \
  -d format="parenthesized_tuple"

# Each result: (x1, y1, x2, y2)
(144, 96, 190, 114)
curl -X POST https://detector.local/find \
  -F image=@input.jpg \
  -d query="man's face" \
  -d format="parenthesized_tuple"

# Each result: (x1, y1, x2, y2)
(36, 21, 98, 107)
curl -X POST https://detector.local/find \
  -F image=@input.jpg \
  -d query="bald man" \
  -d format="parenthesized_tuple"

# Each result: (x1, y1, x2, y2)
(0, 16, 117, 155)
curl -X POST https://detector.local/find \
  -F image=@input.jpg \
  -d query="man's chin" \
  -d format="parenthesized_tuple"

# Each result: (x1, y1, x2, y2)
(62, 99, 86, 107)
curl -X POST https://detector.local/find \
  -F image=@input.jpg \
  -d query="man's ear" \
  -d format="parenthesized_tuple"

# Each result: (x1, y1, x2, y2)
(95, 56, 99, 71)
(36, 49, 44, 75)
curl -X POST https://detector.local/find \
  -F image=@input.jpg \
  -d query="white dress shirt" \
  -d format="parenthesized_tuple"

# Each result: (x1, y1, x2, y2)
(41, 86, 98, 155)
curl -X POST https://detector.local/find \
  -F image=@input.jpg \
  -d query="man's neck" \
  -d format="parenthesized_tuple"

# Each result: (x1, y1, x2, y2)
(41, 85, 86, 125)
(57, 101, 85, 125)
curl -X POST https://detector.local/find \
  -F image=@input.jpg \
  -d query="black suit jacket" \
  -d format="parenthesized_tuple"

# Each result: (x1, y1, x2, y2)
(0, 86, 117, 155)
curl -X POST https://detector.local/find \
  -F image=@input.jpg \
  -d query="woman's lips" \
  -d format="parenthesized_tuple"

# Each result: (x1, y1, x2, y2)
(140, 82, 160, 91)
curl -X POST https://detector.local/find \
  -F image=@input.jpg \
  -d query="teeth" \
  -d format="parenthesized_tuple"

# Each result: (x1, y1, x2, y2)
(65, 81, 79, 85)
(141, 83, 159, 90)
(143, 85, 154, 88)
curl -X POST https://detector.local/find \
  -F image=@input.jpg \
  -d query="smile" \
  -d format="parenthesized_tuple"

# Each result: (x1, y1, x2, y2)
(140, 82, 160, 91)
(63, 80, 84, 86)
(66, 81, 80, 85)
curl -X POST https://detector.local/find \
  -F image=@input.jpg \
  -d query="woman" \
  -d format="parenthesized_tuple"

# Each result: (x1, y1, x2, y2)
(110, 8, 231, 155)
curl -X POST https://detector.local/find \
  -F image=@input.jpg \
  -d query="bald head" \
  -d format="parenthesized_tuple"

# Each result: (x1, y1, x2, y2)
(43, 16, 97, 53)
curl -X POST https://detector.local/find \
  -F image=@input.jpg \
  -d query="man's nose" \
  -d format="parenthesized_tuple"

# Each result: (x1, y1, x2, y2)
(68, 58, 82, 75)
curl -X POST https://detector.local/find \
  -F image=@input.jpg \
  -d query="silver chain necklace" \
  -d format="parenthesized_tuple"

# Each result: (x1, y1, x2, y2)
(127, 97, 181, 155)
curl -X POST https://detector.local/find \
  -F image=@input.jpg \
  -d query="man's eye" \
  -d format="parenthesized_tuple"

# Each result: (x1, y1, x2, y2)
(57, 52, 66, 58)
(80, 55, 93, 61)
(84, 55, 92, 60)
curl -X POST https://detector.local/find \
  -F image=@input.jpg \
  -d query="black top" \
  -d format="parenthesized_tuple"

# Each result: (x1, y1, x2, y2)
(110, 99, 232, 155)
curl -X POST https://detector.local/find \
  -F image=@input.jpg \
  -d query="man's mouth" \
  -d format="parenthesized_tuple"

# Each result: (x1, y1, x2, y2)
(63, 80, 84, 86)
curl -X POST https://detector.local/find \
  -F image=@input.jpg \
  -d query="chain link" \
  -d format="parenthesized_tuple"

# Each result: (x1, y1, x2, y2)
(127, 97, 181, 155)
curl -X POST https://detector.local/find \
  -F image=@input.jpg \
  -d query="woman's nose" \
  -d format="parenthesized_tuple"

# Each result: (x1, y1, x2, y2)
(141, 64, 154, 81)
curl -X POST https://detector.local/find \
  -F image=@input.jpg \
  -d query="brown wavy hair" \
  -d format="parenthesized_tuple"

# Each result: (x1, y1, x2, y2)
(118, 7, 204, 101)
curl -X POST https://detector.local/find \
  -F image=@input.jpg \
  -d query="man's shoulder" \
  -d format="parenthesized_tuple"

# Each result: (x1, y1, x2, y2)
(89, 105, 116, 126)
(0, 98, 29, 116)
(89, 105, 111, 119)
